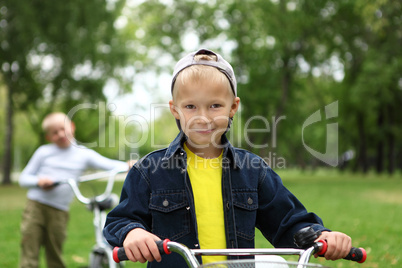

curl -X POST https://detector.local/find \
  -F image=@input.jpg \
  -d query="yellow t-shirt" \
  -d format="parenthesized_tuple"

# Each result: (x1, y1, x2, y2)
(184, 143, 227, 264)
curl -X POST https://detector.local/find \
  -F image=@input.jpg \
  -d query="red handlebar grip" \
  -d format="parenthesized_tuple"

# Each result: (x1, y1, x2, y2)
(358, 247, 367, 263)
(163, 239, 171, 254)
(317, 240, 367, 263)
(343, 246, 367, 263)
(112, 239, 171, 263)
(113, 247, 120, 263)
(317, 239, 327, 255)
(155, 239, 172, 255)
(113, 247, 128, 263)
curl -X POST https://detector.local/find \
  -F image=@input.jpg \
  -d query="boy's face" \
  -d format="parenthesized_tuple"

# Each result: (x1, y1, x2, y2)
(170, 76, 240, 154)
(45, 118, 75, 148)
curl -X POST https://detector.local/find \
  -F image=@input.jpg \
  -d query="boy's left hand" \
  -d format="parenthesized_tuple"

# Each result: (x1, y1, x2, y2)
(315, 231, 352, 260)
(127, 160, 137, 169)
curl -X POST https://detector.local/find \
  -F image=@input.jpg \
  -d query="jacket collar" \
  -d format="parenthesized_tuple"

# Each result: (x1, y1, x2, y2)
(163, 131, 239, 168)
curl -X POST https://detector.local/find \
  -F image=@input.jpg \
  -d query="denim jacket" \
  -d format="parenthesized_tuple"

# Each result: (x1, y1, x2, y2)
(104, 132, 329, 267)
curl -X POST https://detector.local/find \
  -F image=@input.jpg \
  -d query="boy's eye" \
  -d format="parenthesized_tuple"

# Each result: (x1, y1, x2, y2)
(185, 105, 196, 109)
(211, 104, 222, 108)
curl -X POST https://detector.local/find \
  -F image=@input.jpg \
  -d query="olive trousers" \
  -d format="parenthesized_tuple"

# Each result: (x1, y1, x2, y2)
(20, 200, 69, 268)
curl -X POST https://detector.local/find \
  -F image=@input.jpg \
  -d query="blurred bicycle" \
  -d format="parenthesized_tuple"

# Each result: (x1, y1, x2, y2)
(58, 167, 127, 268)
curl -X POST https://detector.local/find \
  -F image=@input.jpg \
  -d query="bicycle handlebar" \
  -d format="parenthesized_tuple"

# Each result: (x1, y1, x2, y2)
(344, 247, 367, 263)
(52, 167, 127, 205)
(113, 239, 169, 263)
(113, 239, 363, 265)
(316, 239, 366, 263)
(113, 239, 318, 263)
(295, 226, 367, 264)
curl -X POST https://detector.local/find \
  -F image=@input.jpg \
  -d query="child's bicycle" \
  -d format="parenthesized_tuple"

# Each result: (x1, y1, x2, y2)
(59, 167, 127, 268)
(113, 227, 366, 268)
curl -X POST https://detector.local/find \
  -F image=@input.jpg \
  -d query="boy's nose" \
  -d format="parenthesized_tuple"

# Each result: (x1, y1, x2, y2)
(194, 111, 211, 125)
(57, 130, 65, 137)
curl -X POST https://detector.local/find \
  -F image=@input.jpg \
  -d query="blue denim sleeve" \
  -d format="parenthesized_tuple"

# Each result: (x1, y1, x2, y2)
(103, 166, 152, 247)
(255, 164, 330, 248)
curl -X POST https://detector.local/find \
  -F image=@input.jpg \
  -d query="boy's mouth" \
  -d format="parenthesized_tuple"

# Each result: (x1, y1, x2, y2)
(194, 128, 214, 134)
(58, 136, 71, 144)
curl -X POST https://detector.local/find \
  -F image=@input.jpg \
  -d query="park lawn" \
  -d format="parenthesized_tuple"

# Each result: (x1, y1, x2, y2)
(0, 170, 400, 268)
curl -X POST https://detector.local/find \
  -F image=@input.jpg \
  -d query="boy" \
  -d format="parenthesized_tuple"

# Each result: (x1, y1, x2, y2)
(19, 112, 132, 268)
(103, 49, 352, 267)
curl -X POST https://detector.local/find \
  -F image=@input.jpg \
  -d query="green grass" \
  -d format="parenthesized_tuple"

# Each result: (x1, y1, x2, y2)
(1, 170, 401, 267)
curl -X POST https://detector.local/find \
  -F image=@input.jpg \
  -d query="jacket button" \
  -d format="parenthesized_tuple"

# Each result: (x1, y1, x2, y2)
(163, 200, 169, 207)
(247, 197, 253, 205)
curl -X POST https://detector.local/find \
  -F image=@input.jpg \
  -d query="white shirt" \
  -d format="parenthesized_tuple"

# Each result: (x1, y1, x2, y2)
(19, 142, 128, 211)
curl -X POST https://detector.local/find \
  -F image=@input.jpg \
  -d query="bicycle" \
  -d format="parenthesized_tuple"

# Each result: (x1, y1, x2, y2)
(112, 226, 366, 268)
(61, 167, 127, 268)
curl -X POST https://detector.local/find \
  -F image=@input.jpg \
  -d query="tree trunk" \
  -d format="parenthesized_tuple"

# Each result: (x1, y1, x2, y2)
(387, 105, 395, 174)
(276, 63, 291, 117)
(376, 108, 384, 173)
(2, 85, 13, 185)
(356, 113, 368, 173)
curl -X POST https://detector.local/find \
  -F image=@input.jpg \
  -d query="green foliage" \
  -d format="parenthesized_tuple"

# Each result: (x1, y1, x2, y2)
(137, 109, 179, 157)
(0, 86, 4, 160)
(1, 0, 401, 174)
(0, 0, 133, 177)
(126, 0, 402, 172)
(1, 0, 129, 114)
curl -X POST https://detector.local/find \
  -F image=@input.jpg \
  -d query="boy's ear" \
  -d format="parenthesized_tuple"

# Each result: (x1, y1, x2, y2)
(70, 121, 76, 133)
(229, 97, 240, 118)
(169, 100, 181, 120)
(45, 133, 51, 142)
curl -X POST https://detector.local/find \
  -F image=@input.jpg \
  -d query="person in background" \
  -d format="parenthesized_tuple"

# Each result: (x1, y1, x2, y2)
(19, 112, 133, 268)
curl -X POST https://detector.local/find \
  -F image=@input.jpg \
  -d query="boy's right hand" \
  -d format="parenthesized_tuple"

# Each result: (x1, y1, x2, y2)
(123, 228, 162, 263)
(38, 177, 56, 190)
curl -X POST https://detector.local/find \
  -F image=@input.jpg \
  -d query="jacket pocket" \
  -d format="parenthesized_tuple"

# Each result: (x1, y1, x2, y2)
(149, 190, 190, 240)
(232, 190, 258, 240)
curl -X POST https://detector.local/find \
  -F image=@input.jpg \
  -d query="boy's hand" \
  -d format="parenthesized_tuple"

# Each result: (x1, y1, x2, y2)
(315, 231, 352, 260)
(38, 177, 56, 190)
(127, 160, 137, 169)
(123, 228, 162, 263)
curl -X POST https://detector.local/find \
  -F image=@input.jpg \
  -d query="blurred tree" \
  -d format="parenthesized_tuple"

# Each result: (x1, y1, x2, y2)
(327, 0, 402, 173)
(0, 0, 130, 184)
(4, 0, 400, 181)
(126, 0, 401, 173)
(125, 0, 349, 166)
